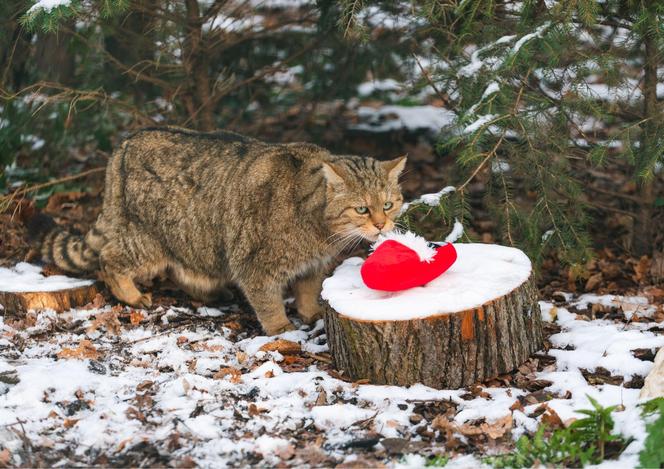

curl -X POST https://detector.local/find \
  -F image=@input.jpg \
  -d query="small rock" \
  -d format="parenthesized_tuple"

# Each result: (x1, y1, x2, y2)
(88, 360, 107, 375)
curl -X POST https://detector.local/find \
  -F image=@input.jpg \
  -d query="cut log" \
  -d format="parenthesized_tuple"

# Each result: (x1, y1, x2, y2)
(640, 347, 664, 400)
(322, 243, 543, 389)
(0, 263, 98, 316)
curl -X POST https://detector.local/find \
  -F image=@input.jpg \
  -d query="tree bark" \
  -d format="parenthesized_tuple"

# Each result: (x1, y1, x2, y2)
(323, 274, 543, 389)
(0, 284, 99, 317)
(635, 15, 658, 255)
(184, 0, 215, 131)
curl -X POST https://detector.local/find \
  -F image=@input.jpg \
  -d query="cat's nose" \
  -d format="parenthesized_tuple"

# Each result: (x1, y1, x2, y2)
(373, 221, 385, 230)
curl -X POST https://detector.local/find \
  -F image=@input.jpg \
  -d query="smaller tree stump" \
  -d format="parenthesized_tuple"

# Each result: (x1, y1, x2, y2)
(0, 263, 98, 316)
(322, 243, 543, 389)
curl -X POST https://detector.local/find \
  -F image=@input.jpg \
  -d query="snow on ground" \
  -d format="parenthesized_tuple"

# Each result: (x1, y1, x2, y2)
(0, 263, 94, 292)
(322, 243, 532, 320)
(0, 268, 662, 467)
(350, 105, 457, 135)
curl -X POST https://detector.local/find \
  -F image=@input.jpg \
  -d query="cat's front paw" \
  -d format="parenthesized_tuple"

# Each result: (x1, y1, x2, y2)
(265, 321, 297, 336)
(297, 306, 323, 325)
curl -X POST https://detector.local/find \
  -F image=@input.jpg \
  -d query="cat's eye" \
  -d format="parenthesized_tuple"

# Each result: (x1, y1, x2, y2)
(383, 201, 394, 210)
(355, 206, 369, 214)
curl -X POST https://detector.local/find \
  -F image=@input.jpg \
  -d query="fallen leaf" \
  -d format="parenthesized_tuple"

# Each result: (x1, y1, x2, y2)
(274, 443, 295, 460)
(315, 389, 327, 406)
(82, 293, 106, 310)
(585, 272, 603, 291)
(136, 380, 155, 392)
(177, 336, 189, 346)
(633, 256, 651, 283)
(57, 339, 99, 360)
(248, 403, 266, 416)
(650, 250, 664, 281)
(509, 400, 524, 412)
(87, 310, 121, 335)
(213, 367, 242, 383)
(45, 191, 86, 214)
(480, 414, 513, 439)
(259, 339, 301, 355)
(129, 310, 145, 326)
(177, 456, 197, 468)
(0, 449, 10, 466)
(63, 418, 79, 428)
(541, 406, 564, 429)
(125, 406, 146, 423)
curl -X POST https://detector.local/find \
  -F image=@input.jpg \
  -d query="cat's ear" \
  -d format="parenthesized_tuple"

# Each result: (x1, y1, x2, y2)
(382, 156, 407, 182)
(321, 162, 347, 186)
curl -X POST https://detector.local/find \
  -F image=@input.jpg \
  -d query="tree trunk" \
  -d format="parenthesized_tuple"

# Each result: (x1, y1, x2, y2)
(184, 0, 215, 131)
(0, 284, 99, 317)
(323, 274, 542, 389)
(635, 16, 658, 255)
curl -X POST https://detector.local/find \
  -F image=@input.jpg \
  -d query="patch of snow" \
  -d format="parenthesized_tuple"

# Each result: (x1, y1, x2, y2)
(444, 219, 464, 243)
(350, 105, 456, 134)
(511, 22, 551, 55)
(359, 5, 424, 30)
(463, 114, 498, 134)
(0, 263, 93, 293)
(572, 294, 656, 320)
(357, 78, 401, 97)
(491, 159, 510, 173)
(203, 14, 263, 33)
(547, 307, 664, 378)
(322, 243, 532, 321)
(481, 81, 501, 99)
(311, 403, 375, 430)
(248, 0, 312, 7)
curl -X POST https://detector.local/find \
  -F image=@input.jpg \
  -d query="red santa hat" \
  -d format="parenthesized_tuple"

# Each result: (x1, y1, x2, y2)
(361, 231, 457, 291)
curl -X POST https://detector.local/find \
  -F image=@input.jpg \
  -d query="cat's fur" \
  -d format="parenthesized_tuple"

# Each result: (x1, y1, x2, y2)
(40, 127, 406, 334)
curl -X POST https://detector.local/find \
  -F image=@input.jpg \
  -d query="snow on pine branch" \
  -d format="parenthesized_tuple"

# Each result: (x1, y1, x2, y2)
(444, 219, 464, 243)
(27, 0, 71, 14)
(400, 185, 456, 213)
(398, 186, 464, 244)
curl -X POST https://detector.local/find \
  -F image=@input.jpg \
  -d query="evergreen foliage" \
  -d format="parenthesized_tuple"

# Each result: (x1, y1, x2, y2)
(639, 397, 664, 468)
(486, 396, 630, 467)
(346, 0, 664, 263)
(3, 0, 663, 263)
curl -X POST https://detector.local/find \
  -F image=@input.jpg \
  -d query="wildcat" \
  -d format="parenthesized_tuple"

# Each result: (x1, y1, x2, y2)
(38, 127, 406, 334)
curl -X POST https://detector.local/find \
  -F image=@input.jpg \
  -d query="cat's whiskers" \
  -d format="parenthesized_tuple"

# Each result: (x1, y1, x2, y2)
(325, 228, 359, 251)
(328, 228, 365, 252)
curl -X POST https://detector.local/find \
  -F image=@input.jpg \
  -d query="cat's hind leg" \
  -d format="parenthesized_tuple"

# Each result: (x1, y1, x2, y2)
(169, 264, 234, 304)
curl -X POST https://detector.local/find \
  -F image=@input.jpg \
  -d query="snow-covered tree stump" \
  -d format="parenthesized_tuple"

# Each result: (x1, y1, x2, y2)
(0, 263, 97, 316)
(322, 244, 543, 389)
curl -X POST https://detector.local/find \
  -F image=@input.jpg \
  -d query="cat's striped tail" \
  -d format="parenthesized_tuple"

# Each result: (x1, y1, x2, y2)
(22, 207, 103, 274)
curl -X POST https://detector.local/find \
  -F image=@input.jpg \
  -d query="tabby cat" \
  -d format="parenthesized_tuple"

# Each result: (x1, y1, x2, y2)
(39, 127, 406, 334)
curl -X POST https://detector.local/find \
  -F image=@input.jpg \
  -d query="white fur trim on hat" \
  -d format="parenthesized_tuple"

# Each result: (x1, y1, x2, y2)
(371, 230, 437, 262)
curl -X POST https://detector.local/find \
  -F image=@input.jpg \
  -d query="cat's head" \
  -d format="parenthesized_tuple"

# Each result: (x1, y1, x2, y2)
(322, 156, 407, 243)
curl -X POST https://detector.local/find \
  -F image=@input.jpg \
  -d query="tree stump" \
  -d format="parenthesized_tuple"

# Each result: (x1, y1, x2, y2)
(0, 263, 98, 316)
(322, 243, 543, 389)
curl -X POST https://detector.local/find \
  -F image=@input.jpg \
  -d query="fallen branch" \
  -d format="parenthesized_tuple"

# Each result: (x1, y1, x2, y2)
(1, 167, 105, 217)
